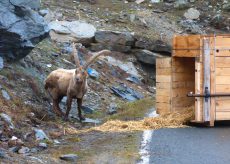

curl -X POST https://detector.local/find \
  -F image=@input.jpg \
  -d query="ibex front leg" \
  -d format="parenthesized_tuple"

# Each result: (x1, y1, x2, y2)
(77, 98, 85, 121)
(64, 95, 72, 121)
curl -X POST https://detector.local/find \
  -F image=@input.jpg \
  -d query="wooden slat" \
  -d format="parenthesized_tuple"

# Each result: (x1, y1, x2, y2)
(215, 36, 230, 48)
(156, 68, 171, 75)
(172, 73, 194, 82)
(216, 68, 230, 76)
(210, 37, 215, 126)
(216, 57, 230, 68)
(216, 76, 230, 85)
(156, 75, 171, 82)
(156, 96, 170, 103)
(216, 112, 230, 120)
(156, 58, 171, 68)
(216, 85, 230, 92)
(172, 81, 194, 89)
(172, 97, 194, 107)
(156, 89, 170, 96)
(173, 35, 201, 57)
(156, 82, 171, 89)
(156, 103, 171, 114)
(215, 99, 230, 111)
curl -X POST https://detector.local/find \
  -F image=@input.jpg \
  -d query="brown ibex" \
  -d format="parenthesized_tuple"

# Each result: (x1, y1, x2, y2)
(45, 43, 111, 120)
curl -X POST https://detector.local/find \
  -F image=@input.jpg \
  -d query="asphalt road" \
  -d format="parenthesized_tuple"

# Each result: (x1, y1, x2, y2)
(149, 127, 230, 164)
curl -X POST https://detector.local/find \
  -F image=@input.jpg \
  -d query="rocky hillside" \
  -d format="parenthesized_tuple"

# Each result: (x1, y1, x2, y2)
(0, 0, 229, 163)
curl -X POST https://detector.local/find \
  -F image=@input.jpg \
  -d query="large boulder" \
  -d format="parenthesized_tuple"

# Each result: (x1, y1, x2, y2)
(133, 49, 164, 65)
(135, 36, 172, 54)
(0, 0, 48, 60)
(95, 30, 135, 46)
(48, 21, 96, 45)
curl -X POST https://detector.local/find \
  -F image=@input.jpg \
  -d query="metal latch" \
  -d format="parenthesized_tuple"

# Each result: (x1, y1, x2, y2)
(187, 87, 230, 102)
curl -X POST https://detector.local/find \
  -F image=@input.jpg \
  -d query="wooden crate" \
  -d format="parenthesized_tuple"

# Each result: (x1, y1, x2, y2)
(156, 34, 230, 126)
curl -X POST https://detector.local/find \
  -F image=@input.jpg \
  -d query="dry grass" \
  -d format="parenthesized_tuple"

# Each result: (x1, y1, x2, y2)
(66, 107, 194, 134)
(87, 107, 194, 132)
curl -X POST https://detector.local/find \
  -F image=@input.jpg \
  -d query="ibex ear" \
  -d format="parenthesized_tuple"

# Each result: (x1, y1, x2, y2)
(72, 43, 81, 68)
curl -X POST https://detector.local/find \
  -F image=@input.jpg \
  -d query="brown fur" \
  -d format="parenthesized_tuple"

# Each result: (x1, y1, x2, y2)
(45, 43, 111, 120)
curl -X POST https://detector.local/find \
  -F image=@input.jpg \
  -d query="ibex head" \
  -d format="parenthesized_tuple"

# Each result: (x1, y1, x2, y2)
(71, 43, 111, 83)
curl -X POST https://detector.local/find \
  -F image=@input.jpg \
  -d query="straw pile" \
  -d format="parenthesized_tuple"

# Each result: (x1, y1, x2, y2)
(91, 107, 194, 132)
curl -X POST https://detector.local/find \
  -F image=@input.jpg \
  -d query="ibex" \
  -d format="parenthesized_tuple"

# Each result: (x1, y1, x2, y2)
(45, 43, 111, 121)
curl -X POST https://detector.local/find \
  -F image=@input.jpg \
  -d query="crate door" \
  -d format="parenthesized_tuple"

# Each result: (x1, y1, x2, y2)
(214, 36, 230, 121)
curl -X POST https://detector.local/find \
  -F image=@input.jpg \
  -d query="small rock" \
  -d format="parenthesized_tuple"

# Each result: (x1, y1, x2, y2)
(18, 146, 30, 154)
(184, 8, 200, 20)
(87, 68, 99, 79)
(34, 129, 49, 140)
(174, 0, 190, 9)
(8, 136, 24, 147)
(9, 146, 20, 153)
(30, 148, 39, 153)
(0, 148, 6, 158)
(0, 57, 3, 70)
(1, 90, 11, 101)
(38, 142, 47, 149)
(223, 3, 230, 12)
(39, 9, 49, 17)
(108, 103, 117, 115)
(136, 0, 145, 4)
(60, 154, 78, 162)
(0, 113, 14, 129)
(150, 0, 161, 3)
(53, 139, 61, 144)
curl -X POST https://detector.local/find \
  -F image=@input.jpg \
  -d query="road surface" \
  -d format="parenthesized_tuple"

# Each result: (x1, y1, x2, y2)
(148, 127, 230, 164)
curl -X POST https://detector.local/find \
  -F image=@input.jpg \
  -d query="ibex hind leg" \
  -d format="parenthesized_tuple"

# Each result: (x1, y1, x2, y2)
(53, 99, 64, 117)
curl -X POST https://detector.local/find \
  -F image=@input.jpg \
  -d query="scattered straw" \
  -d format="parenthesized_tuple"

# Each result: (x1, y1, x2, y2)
(65, 107, 194, 134)
(90, 107, 194, 132)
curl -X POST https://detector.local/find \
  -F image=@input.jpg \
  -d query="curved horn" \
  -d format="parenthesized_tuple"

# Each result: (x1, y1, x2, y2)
(72, 43, 81, 68)
(83, 50, 111, 69)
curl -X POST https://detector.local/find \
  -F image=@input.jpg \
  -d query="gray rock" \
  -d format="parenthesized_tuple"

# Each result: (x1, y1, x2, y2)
(134, 36, 171, 54)
(210, 14, 228, 30)
(48, 21, 96, 45)
(9, 146, 20, 153)
(184, 8, 200, 20)
(0, 113, 14, 129)
(39, 9, 49, 17)
(223, 2, 230, 12)
(38, 142, 47, 149)
(180, 19, 204, 34)
(90, 43, 131, 53)
(108, 103, 117, 115)
(133, 49, 164, 65)
(0, 0, 48, 60)
(150, 0, 161, 3)
(34, 129, 49, 140)
(30, 148, 39, 153)
(60, 154, 78, 162)
(87, 68, 99, 79)
(0, 148, 6, 158)
(0, 57, 3, 70)
(1, 90, 11, 101)
(18, 146, 30, 154)
(174, 0, 190, 9)
(10, 0, 40, 9)
(95, 30, 135, 46)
